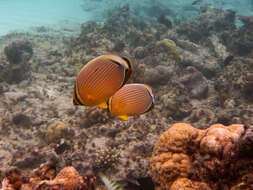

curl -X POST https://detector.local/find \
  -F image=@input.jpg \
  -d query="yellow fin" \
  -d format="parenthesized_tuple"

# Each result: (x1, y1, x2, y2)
(118, 115, 129, 120)
(98, 102, 108, 109)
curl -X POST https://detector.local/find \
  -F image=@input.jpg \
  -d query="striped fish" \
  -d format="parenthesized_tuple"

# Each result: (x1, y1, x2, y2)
(73, 53, 132, 109)
(108, 84, 154, 120)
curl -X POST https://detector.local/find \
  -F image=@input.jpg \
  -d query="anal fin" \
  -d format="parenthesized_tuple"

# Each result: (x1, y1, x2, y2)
(118, 115, 129, 120)
(98, 102, 108, 109)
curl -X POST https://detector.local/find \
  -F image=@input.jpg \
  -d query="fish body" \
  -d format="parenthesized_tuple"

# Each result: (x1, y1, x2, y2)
(108, 84, 154, 120)
(73, 54, 132, 108)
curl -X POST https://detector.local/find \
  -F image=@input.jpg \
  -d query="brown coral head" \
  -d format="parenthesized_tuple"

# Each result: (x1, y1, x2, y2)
(150, 123, 248, 190)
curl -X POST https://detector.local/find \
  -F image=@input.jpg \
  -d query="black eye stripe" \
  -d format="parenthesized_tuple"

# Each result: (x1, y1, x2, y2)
(122, 56, 132, 69)
(110, 59, 121, 66)
(73, 85, 83, 105)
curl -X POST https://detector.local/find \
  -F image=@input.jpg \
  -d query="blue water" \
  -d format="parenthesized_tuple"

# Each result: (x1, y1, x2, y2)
(0, 0, 252, 36)
(0, 0, 90, 36)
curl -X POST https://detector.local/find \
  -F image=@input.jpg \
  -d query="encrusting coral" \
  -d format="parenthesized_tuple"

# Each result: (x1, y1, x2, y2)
(150, 123, 253, 190)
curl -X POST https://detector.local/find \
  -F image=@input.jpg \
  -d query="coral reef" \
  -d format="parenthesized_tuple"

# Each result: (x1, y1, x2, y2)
(4, 41, 33, 65)
(0, 3, 253, 189)
(150, 123, 253, 190)
(225, 15, 253, 57)
(175, 6, 236, 43)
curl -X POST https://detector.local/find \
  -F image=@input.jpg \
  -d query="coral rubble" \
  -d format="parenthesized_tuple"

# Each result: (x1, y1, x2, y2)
(0, 165, 95, 190)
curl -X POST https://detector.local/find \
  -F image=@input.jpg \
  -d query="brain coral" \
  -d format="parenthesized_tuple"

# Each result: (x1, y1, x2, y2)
(150, 123, 253, 190)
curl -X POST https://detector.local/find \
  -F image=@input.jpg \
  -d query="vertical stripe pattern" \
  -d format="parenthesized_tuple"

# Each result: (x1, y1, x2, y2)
(75, 56, 127, 106)
(109, 84, 154, 116)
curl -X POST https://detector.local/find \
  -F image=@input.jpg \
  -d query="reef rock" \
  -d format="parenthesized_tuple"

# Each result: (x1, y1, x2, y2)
(144, 65, 172, 85)
(179, 66, 208, 99)
(150, 123, 253, 190)
(186, 107, 217, 129)
(174, 39, 221, 78)
(160, 92, 192, 120)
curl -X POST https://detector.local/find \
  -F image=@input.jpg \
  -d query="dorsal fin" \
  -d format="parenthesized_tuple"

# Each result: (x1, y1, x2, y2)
(121, 56, 133, 85)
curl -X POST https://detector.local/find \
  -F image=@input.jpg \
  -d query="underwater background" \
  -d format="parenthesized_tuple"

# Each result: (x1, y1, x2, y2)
(1, 0, 253, 36)
(0, 0, 253, 190)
